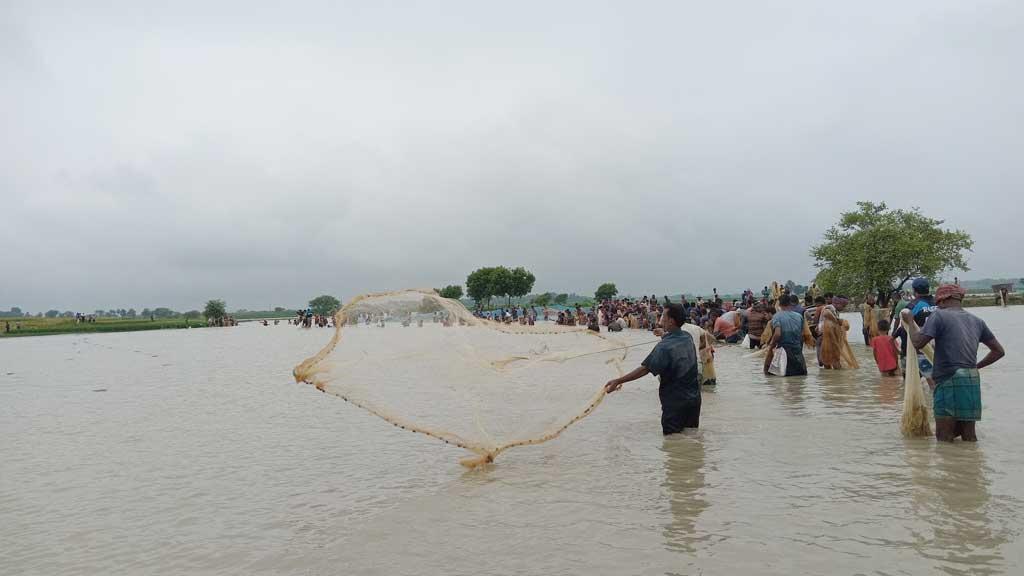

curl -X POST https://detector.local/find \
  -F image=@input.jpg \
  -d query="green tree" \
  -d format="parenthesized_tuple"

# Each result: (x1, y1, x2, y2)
(309, 295, 342, 316)
(490, 266, 514, 306)
(437, 285, 464, 299)
(531, 292, 554, 306)
(274, 306, 286, 312)
(184, 310, 202, 319)
(45, 309, 60, 318)
(507, 267, 536, 305)
(466, 266, 536, 307)
(466, 267, 497, 306)
(152, 307, 177, 318)
(811, 202, 973, 300)
(126, 308, 137, 318)
(554, 293, 569, 305)
(594, 282, 618, 301)
(204, 300, 226, 321)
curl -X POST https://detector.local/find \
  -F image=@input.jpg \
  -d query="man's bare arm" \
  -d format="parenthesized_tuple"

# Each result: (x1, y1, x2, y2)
(605, 366, 651, 393)
(977, 337, 1005, 370)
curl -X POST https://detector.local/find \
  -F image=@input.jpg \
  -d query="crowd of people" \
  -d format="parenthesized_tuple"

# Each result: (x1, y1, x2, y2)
(208, 315, 238, 327)
(475, 306, 539, 325)
(598, 278, 1005, 445)
(458, 280, 1007, 447)
(292, 308, 331, 328)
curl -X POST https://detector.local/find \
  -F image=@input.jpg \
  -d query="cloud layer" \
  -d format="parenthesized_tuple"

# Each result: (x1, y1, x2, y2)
(2, 0, 1021, 311)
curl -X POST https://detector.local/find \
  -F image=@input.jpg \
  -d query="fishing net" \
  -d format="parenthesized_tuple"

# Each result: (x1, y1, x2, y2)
(863, 304, 880, 340)
(293, 289, 640, 467)
(900, 317, 933, 437)
(681, 324, 715, 384)
(820, 309, 860, 369)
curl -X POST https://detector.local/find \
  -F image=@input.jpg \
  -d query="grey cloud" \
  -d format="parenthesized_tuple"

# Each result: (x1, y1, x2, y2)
(1, 0, 1021, 312)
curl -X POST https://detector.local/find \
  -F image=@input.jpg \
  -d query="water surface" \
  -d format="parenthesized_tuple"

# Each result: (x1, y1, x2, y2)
(2, 309, 1021, 574)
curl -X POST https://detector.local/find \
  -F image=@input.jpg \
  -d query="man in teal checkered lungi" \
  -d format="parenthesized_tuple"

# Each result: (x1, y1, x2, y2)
(902, 284, 1004, 442)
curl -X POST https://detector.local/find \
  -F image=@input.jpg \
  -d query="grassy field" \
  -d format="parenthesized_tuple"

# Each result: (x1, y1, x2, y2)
(962, 293, 1022, 308)
(0, 316, 208, 338)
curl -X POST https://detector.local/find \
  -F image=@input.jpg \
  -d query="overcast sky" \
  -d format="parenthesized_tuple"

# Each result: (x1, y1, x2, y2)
(2, 0, 1021, 312)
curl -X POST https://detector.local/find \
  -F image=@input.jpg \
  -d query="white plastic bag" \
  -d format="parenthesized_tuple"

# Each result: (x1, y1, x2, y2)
(768, 347, 787, 376)
(741, 334, 751, 348)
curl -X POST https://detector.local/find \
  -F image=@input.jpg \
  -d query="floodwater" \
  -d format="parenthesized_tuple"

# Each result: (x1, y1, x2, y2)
(1, 308, 1022, 575)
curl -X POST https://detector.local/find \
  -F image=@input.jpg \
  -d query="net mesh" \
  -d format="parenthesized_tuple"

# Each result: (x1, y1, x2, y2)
(293, 289, 636, 467)
(900, 317, 933, 437)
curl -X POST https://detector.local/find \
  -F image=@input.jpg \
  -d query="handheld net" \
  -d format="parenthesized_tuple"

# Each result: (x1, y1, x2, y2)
(900, 317, 933, 437)
(293, 289, 636, 467)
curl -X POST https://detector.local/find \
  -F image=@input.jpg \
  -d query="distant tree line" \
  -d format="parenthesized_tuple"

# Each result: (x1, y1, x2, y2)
(436, 285, 464, 300)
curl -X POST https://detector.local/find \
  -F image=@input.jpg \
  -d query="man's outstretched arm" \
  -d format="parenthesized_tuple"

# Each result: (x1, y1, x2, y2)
(605, 366, 650, 393)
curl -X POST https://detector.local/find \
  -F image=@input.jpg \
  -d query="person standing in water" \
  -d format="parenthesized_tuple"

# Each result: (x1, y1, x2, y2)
(903, 284, 1004, 442)
(604, 304, 701, 434)
(870, 319, 900, 376)
(763, 294, 809, 376)
(893, 278, 936, 386)
(861, 294, 879, 345)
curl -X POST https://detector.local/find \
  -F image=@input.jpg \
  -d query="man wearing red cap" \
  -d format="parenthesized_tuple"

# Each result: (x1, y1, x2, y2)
(902, 284, 1005, 442)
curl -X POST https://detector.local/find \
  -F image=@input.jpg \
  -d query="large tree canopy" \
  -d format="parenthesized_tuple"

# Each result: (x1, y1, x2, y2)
(811, 202, 972, 300)
(308, 295, 342, 316)
(465, 266, 536, 307)
(204, 299, 226, 320)
(594, 282, 618, 301)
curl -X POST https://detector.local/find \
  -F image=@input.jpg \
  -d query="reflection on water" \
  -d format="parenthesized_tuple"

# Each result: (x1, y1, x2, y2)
(662, 435, 707, 555)
(908, 445, 1014, 575)
(764, 371, 811, 414)
(876, 374, 902, 406)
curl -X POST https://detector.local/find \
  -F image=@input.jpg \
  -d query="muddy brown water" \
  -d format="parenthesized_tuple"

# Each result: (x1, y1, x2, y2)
(2, 308, 1021, 574)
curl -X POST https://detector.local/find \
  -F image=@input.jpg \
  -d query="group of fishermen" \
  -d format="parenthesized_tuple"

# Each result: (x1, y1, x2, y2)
(604, 279, 1005, 443)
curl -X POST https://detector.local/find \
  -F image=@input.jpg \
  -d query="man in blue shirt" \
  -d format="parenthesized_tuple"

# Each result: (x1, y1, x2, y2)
(893, 278, 936, 385)
(605, 303, 701, 434)
(763, 294, 809, 376)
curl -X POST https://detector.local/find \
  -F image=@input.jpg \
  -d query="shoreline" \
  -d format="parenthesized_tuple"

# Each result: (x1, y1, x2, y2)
(0, 318, 210, 339)
(2, 298, 1019, 339)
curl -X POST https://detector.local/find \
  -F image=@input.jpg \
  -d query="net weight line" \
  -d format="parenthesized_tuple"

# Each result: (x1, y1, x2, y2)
(546, 339, 661, 362)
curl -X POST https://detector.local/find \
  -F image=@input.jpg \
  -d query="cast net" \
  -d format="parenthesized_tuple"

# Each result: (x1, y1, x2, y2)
(900, 317, 934, 437)
(293, 289, 639, 467)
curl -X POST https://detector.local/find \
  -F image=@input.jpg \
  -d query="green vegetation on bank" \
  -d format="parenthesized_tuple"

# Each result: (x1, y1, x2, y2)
(0, 316, 207, 338)
(961, 278, 1024, 294)
(962, 293, 1023, 308)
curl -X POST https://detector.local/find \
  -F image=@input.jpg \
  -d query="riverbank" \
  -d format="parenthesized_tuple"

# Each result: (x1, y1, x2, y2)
(0, 317, 209, 338)
(963, 293, 1022, 307)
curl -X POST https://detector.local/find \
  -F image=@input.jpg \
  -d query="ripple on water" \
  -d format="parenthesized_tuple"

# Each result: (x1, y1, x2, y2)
(0, 310, 1022, 575)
